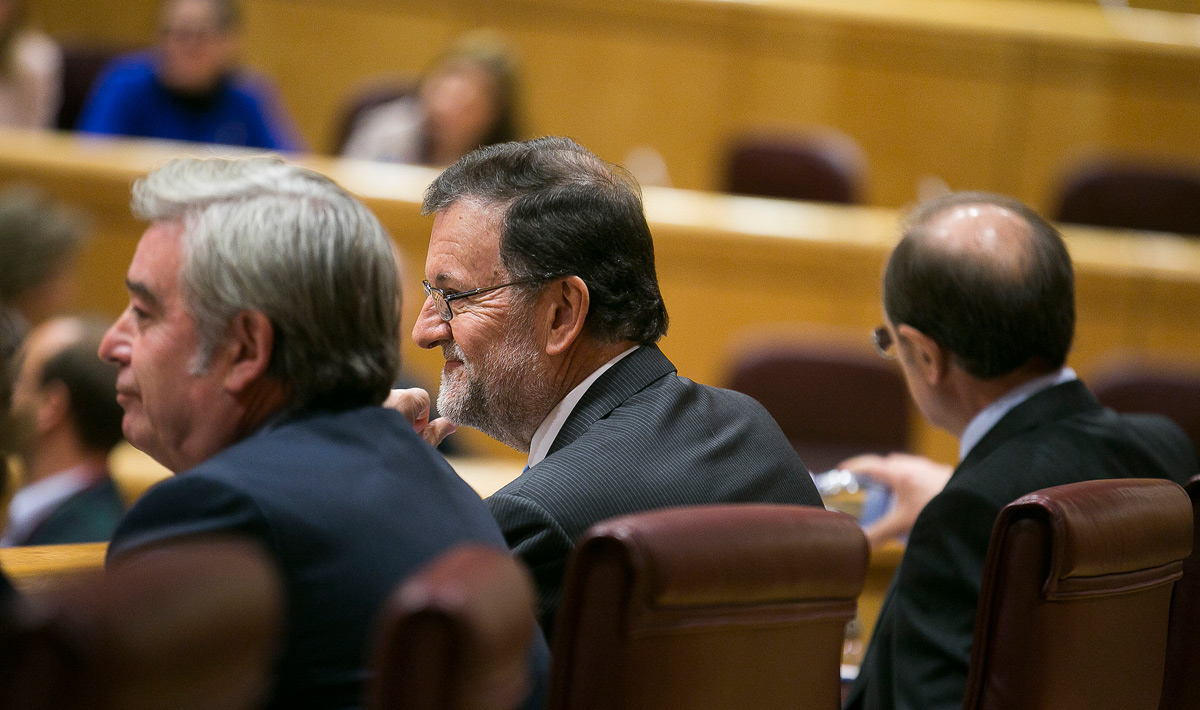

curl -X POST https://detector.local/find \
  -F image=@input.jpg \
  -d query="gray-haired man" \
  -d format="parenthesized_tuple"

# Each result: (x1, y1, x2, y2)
(101, 156, 546, 710)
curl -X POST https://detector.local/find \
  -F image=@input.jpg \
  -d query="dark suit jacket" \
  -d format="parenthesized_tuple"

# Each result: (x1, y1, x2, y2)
(21, 476, 125, 546)
(845, 379, 1200, 710)
(109, 406, 548, 710)
(487, 345, 823, 634)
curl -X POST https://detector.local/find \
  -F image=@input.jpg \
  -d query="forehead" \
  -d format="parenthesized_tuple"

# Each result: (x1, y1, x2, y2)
(425, 200, 506, 287)
(129, 221, 186, 301)
(162, 0, 220, 27)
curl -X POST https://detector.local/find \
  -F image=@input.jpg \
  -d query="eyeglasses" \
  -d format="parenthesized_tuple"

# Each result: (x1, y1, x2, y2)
(872, 325, 896, 360)
(422, 279, 538, 322)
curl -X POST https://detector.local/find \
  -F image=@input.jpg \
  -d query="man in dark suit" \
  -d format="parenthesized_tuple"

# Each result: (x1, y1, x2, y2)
(409, 137, 822, 634)
(841, 192, 1200, 710)
(3, 316, 125, 546)
(99, 156, 546, 710)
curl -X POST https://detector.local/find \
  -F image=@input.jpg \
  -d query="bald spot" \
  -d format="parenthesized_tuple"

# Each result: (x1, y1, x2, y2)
(916, 203, 1034, 278)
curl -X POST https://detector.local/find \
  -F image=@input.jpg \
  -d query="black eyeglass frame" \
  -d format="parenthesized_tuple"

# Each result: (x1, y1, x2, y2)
(422, 278, 541, 322)
(873, 325, 897, 360)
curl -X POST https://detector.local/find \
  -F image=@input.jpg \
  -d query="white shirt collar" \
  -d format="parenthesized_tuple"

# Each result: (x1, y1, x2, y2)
(527, 346, 639, 468)
(1, 465, 100, 547)
(958, 367, 1077, 462)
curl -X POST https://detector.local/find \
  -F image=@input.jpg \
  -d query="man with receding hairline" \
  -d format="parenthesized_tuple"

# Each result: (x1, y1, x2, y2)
(4, 316, 125, 546)
(841, 192, 1198, 710)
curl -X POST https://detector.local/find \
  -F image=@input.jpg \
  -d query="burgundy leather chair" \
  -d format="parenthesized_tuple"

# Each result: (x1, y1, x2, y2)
(549, 504, 868, 710)
(724, 129, 866, 204)
(1159, 475, 1200, 710)
(368, 545, 539, 710)
(0, 537, 283, 710)
(725, 341, 910, 472)
(1091, 361, 1200, 457)
(1054, 158, 1200, 236)
(963, 478, 1193, 710)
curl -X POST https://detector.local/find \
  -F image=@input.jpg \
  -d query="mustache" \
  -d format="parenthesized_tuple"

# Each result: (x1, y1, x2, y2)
(441, 343, 464, 362)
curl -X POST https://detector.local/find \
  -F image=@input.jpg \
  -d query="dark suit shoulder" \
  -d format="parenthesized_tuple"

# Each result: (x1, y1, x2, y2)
(498, 373, 818, 541)
(952, 405, 1199, 509)
(26, 478, 126, 546)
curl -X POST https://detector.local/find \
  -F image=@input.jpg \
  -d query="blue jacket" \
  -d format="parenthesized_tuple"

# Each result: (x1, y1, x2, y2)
(77, 52, 301, 151)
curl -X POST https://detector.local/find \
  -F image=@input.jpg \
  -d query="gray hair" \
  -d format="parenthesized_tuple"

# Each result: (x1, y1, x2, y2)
(133, 156, 400, 410)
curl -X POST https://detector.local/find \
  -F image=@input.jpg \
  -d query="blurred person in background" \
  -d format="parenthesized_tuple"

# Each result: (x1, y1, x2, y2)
(342, 31, 518, 167)
(0, 184, 86, 332)
(0, 0, 61, 129)
(77, 0, 301, 151)
(0, 186, 86, 501)
(2, 316, 125, 546)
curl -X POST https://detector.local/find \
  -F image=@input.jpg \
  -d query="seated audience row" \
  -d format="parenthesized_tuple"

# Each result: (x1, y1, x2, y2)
(67, 0, 518, 164)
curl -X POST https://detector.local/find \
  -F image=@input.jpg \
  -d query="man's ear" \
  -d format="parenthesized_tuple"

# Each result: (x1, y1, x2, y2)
(543, 276, 589, 357)
(35, 382, 70, 435)
(897, 324, 949, 386)
(222, 310, 275, 394)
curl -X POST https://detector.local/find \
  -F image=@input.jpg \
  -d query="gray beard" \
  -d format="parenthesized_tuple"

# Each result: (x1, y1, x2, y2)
(436, 327, 557, 453)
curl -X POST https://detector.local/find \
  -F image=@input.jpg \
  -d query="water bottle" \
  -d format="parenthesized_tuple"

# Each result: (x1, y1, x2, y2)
(811, 469, 893, 527)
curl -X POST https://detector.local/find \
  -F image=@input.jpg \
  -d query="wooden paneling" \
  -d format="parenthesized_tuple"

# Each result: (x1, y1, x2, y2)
(27, 0, 1200, 211)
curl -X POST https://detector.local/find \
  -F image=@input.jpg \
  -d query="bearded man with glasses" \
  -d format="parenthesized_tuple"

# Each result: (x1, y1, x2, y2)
(408, 137, 823, 636)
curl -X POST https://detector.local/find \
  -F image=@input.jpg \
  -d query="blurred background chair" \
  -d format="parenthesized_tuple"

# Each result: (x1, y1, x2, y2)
(1159, 475, 1200, 710)
(1090, 360, 1200, 455)
(55, 44, 123, 131)
(962, 478, 1192, 710)
(0, 536, 283, 710)
(1053, 158, 1200, 236)
(330, 79, 416, 155)
(725, 340, 910, 473)
(550, 504, 868, 710)
(369, 544, 539, 710)
(723, 128, 866, 203)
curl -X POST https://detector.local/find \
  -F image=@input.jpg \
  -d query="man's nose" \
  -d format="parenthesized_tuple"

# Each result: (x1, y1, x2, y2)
(412, 297, 452, 350)
(98, 311, 132, 364)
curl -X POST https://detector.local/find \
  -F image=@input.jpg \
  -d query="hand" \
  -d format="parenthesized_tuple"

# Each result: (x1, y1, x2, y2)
(383, 388, 457, 448)
(838, 453, 953, 549)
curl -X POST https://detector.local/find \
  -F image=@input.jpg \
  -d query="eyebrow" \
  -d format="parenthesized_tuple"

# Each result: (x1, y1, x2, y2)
(430, 272, 465, 291)
(126, 279, 161, 310)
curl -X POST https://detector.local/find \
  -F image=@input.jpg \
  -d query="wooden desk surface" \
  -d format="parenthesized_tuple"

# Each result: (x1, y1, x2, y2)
(0, 542, 108, 594)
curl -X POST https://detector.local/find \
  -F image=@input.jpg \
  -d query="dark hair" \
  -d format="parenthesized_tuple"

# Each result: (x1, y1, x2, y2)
(883, 191, 1075, 379)
(0, 185, 86, 305)
(423, 136, 669, 345)
(39, 321, 124, 453)
(0, 309, 25, 489)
